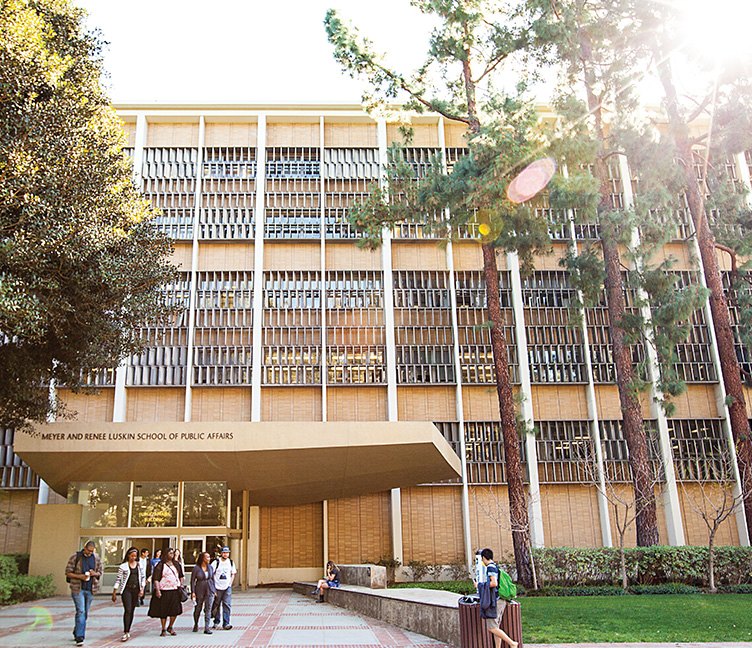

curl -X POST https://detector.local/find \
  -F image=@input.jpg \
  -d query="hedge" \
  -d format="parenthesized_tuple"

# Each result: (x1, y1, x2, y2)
(505, 546, 752, 588)
(0, 555, 55, 605)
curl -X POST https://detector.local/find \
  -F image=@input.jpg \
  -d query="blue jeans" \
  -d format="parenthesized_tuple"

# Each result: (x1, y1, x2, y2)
(71, 590, 93, 640)
(213, 588, 231, 627)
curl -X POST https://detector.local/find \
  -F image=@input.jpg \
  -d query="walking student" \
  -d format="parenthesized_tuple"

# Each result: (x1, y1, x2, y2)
(65, 540, 103, 647)
(138, 548, 151, 604)
(112, 547, 146, 642)
(211, 546, 236, 630)
(477, 548, 517, 648)
(190, 551, 216, 634)
(147, 547, 184, 636)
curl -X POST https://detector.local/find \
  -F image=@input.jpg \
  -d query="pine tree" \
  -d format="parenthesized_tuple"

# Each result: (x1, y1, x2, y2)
(325, 0, 552, 586)
(527, 0, 711, 546)
(633, 0, 752, 542)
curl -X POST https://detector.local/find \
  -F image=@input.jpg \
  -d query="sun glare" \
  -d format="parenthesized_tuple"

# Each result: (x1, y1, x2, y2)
(680, 0, 752, 65)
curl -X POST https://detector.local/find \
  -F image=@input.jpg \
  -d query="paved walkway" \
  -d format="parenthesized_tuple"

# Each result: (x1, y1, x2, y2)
(0, 589, 749, 647)
(0, 589, 452, 647)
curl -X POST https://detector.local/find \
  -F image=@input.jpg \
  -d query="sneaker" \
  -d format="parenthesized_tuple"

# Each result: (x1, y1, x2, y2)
(213, 623, 220, 630)
(192, 625, 198, 633)
(204, 628, 213, 634)
(222, 625, 233, 630)
(76, 641, 84, 647)
(121, 633, 129, 642)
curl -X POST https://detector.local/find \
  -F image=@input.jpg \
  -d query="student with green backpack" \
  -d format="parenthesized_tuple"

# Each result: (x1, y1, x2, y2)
(477, 548, 518, 648)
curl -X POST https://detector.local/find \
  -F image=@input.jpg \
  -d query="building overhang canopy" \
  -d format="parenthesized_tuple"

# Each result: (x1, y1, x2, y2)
(15, 421, 462, 505)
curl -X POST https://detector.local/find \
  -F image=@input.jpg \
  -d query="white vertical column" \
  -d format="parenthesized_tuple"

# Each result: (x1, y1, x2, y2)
(320, 116, 328, 423)
(507, 252, 544, 546)
(377, 118, 403, 571)
(251, 116, 267, 422)
(619, 155, 686, 545)
(37, 378, 58, 504)
(439, 118, 473, 568)
(563, 181, 612, 546)
(320, 117, 329, 570)
(183, 117, 206, 422)
(735, 152, 752, 206)
(114, 114, 148, 423)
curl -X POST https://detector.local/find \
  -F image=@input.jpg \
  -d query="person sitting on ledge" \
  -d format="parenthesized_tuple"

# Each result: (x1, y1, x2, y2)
(312, 560, 340, 602)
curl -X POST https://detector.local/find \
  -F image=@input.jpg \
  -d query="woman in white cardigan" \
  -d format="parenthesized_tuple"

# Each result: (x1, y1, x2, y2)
(111, 547, 146, 642)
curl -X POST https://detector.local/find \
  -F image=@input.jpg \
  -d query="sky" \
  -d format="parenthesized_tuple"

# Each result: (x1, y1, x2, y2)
(78, 0, 439, 104)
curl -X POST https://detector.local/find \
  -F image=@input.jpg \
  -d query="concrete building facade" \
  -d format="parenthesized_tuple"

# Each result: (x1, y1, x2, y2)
(5, 103, 751, 593)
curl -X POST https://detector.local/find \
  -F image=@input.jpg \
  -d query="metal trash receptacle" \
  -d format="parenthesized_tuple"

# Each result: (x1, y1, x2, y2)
(458, 595, 523, 648)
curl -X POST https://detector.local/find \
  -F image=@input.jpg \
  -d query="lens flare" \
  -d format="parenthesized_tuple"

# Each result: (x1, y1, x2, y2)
(507, 157, 556, 204)
(26, 606, 53, 631)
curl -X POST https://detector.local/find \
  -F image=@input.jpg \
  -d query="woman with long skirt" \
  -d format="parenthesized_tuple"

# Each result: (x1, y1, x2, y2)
(147, 547, 184, 636)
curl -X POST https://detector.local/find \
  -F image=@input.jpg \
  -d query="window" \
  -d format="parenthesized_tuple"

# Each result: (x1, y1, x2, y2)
(183, 482, 227, 527)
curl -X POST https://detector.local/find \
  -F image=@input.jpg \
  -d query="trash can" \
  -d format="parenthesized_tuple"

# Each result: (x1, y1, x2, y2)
(458, 595, 523, 648)
(458, 595, 493, 648)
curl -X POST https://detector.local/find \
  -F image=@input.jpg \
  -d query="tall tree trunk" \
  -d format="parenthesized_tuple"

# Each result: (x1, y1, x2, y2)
(482, 242, 534, 588)
(654, 49, 752, 543)
(580, 28, 660, 546)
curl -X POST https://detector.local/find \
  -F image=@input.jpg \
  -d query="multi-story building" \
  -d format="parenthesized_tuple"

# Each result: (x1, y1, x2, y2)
(6, 103, 751, 593)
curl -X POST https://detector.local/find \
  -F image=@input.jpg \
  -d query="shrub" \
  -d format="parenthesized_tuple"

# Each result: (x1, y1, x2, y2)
(629, 583, 704, 595)
(427, 564, 444, 581)
(1, 554, 29, 575)
(716, 583, 752, 594)
(0, 556, 17, 580)
(2, 575, 55, 604)
(392, 580, 476, 595)
(532, 546, 752, 588)
(448, 561, 470, 581)
(407, 560, 430, 582)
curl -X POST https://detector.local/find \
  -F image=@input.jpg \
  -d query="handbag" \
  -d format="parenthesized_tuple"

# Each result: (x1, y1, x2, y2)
(179, 586, 190, 603)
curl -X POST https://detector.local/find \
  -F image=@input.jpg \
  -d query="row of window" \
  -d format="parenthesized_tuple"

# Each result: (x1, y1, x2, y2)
(91, 268, 720, 387)
(434, 418, 732, 486)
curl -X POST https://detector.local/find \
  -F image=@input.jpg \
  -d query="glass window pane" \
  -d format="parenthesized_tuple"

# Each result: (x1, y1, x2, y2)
(68, 482, 130, 528)
(103, 539, 126, 573)
(131, 483, 178, 527)
(182, 482, 227, 527)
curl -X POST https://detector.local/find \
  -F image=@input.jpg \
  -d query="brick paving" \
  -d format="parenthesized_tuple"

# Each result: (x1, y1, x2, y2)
(0, 589, 453, 647)
(0, 589, 749, 647)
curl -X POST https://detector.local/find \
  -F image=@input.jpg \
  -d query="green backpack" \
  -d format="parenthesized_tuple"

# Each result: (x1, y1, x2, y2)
(497, 569, 517, 601)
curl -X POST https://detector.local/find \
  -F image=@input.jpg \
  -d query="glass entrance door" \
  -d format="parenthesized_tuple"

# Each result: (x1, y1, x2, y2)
(181, 536, 205, 567)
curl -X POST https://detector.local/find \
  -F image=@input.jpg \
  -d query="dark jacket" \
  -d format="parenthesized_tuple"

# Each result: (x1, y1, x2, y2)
(478, 581, 498, 619)
(191, 564, 216, 598)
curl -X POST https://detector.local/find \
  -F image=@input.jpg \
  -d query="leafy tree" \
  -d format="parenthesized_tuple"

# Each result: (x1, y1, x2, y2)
(527, 0, 709, 546)
(627, 0, 752, 542)
(325, 0, 552, 587)
(0, 0, 175, 428)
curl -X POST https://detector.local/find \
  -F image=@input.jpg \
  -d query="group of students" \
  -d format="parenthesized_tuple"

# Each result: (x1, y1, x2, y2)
(66, 541, 236, 645)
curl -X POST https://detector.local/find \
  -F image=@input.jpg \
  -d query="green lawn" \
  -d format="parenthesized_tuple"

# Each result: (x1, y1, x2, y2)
(520, 594, 752, 643)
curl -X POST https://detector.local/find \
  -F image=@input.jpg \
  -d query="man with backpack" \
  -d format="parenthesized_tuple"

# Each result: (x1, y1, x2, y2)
(211, 546, 236, 630)
(65, 540, 103, 647)
(477, 548, 518, 648)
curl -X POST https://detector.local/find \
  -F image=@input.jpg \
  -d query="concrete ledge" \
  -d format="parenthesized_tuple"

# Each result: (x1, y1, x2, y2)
(338, 563, 387, 588)
(294, 581, 461, 646)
